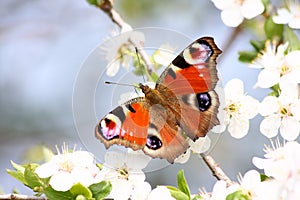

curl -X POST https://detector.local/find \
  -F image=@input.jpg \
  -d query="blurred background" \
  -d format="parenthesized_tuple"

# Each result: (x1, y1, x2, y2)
(0, 0, 271, 195)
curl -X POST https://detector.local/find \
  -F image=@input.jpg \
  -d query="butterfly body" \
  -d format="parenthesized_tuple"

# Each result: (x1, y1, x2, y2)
(96, 37, 221, 163)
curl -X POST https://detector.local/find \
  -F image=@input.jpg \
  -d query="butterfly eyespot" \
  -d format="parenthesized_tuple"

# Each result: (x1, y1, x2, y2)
(146, 135, 162, 150)
(196, 92, 211, 111)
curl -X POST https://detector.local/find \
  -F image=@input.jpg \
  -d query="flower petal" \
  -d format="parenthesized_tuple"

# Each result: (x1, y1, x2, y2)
(280, 117, 300, 141)
(259, 96, 279, 116)
(108, 179, 133, 200)
(35, 162, 58, 178)
(224, 78, 244, 101)
(228, 115, 249, 138)
(273, 8, 293, 24)
(126, 149, 151, 170)
(174, 149, 191, 164)
(190, 136, 211, 153)
(221, 6, 244, 27)
(289, 17, 300, 29)
(104, 150, 126, 169)
(241, 170, 261, 191)
(148, 186, 175, 200)
(50, 171, 74, 191)
(241, 0, 264, 19)
(256, 69, 280, 88)
(240, 96, 259, 119)
(131, 181, 151, 200)
(260, 116, 281, 138)
(106, 60, 120, 77)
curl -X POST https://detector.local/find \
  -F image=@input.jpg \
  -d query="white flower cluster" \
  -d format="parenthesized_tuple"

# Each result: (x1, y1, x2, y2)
(211, 0, 265, 27)
(34, 145, 175, 200)
(219, 40, 300, 141)
(273, 0, 300, 29)
(211, 0, 300, 29)
(35, 146, 102, 192)
(202, 140, 300, 199)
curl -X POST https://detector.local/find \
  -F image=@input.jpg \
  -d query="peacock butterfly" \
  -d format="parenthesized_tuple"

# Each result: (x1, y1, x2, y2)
(95, 37, 221, 163)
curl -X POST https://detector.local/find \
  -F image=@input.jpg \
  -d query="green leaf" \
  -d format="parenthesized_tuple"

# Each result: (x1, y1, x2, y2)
(24, 164, 44, 189)
(261, 0, 270, 9)
(192, 195, 204, 200)
(177, 170, 190, 199)
(44, 187, 74, 200)
(250, 40, 265, 52)
(269, 84, 280, 97)
(264, 17, 284, 39)
(10, 161, 25, 172)
(226, 190, 250, 200)
(238, 51, 259, 63)
(6, 169, 27, 186)
(86, 0, 104, 6)
(150, 72, 159, 83)
(70, 183, 92, 199)
(167, 186, 190, 200)
(89, 181, 112, 200)
(285, 27, 300, 51)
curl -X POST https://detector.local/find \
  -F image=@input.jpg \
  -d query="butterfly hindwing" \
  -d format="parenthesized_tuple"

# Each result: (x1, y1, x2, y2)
(178, 90, 220, 140)
(143, 103, 189, 163)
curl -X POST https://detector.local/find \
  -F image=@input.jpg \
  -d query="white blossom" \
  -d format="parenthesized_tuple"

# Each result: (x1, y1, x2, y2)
(100, 150, 151, 200)
(35, 145, 101, 191)
(253, 140, 300, 199)
(152, 44, 177, 66)
(101, 29, 145, 77)
(273, 0, 300, 29)
(259, 87, 300, 140)
(222, 78, 259, 138)
(250, 41, 300, 89)
(148, 186, 175, 200)
(174, 136, 211, 164)
(211, 0, 265, 27)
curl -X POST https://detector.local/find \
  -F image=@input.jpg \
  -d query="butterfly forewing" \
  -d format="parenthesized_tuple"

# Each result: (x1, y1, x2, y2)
(157, 37, 221, 95)
(95, 97, 150, 150)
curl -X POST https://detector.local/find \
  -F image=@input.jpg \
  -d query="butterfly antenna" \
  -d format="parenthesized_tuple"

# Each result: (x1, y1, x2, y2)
(135, 47, 146, 83)
(104, 81, 139, 88)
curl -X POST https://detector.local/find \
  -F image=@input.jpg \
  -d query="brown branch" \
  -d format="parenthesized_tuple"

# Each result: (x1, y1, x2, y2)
(97, 0, 154, 75)
(0, 194, 47, 200)
(201, 154, 235, 186)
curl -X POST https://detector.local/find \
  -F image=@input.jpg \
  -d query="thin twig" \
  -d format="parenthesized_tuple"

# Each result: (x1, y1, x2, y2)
(0, 194, 47, 200)
(97, 0, 154, 75)
(201, 154, 235, 186)
(219, 26, 242, 63)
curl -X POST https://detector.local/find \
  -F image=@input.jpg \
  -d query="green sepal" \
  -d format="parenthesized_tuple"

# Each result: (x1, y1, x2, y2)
(260, 174, 270, 182)
(70, 183, 92, 199)
(86, 0, 104, 6)
(238, 51, 259, 63)
(177, 170, 191, 199)
(6, 161, 27, 185)
(167, 186, 190, 200)
(250, 40, 265, 52)
(44, 187, 74, 200)
(24, 163, 45, 190)
(226, 190, 250, 200)
(264, 17, 284, 40)
(284, 27, 300, 51)
(89, 181, 112, 200)
(192, 194, 204, 200)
